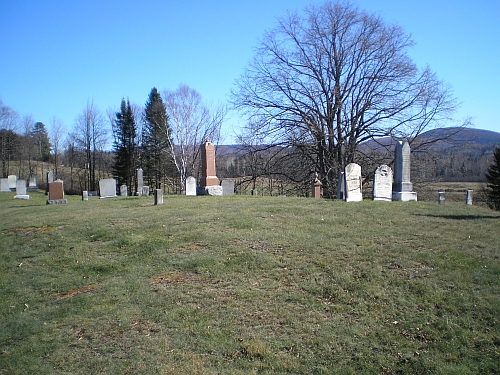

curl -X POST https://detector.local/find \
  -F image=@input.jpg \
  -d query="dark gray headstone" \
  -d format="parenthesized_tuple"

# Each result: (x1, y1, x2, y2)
(336, 172, 345, 200)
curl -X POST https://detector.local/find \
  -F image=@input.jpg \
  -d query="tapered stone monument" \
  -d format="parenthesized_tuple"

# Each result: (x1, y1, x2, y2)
(392, 141, 417, 201)
(199, 140, 222, 196)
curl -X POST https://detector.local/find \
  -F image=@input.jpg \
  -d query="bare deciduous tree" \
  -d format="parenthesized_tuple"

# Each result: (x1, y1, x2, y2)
(231, 1, 466, 197)
(50, 116, 66, 179)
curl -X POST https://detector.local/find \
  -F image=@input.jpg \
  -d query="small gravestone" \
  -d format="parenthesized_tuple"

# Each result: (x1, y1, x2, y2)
(312, 172, 322, 198)
(82, 190, 89, 201)
(372, 165, 393, 201)
(142, 186, 150, 196)
(8, 175, 17, 190)
(46, 170, 54, 194)
(392, 141, 417, 201)
(438, 191, 445, 204)
(47, 180, 67, 204)
(336, 172, 345, 200)
(28, 173, 37, 191)
(344, 163, 362, 202)
(154, 189, 163, 205)
(0, 178, 9, 192)
(186, 176, 197, 196)
(14, 179, 30, 199)
(466, 190, 473, 205)
(136, 168, 144, 196)
(251, 189, 258, 196)
(120, 184, 128, 196)
(221, 180, 235, 196)
(99, 178, 117, 198)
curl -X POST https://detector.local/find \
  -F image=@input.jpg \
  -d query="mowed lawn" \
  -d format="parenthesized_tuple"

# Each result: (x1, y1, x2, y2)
(1, 191, 499, 374)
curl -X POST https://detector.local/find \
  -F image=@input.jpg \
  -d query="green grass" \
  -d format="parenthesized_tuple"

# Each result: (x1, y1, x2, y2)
(1, 191, 499, 374)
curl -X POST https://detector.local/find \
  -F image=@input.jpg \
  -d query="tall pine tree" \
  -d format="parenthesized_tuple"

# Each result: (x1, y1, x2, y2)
(142, 88, 174, 189)
(485, 147, 500, 211)
(31, 122, 51, 162)
(112, 99, 137, 194)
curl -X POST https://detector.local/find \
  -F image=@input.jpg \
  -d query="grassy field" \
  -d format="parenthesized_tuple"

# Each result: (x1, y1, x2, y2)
(1, 191, 499, 374)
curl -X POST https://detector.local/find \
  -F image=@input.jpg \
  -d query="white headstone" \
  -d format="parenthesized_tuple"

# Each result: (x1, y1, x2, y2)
(336, 172, 345, 200)
(8, 175, 16, 190)
(136, 168, 144, 196)
(466, 190, 473, 205)
(14, 179, 29, 199)
(99, 178, 117, 198)
(0, 178, 9, 192)
(392, 141, 417, 201)
(82, 191, 89, 201)
(344, 163, 362, 202)
(372, 165, 393, 201)
(154, 189, 163, 205)
(142, 186, 150, 196)
(438, 191, 445, 204)
(120, 184, 128, 196)
(221, 180, 235, 196)
(185, 176, 197, 196)
(28, 173, 37, 190)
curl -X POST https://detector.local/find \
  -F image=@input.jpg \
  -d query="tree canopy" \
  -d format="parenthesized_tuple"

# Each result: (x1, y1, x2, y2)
(485, 147, 500, 211)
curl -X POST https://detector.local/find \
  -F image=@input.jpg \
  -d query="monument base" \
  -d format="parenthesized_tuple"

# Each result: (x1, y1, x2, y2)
(47, 199, 68, 204)
(199, 186, 223, 196)
(100, 195, 118, 199)
(392, 191, 417, 202)
(373, 196, 392, 202)
(14, 195, 30, 200)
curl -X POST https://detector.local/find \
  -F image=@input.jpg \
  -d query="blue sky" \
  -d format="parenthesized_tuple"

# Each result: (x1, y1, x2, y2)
(1, 0, 499, 145)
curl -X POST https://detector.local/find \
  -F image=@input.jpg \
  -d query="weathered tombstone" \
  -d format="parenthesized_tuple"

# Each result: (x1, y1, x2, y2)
(14, 179, 30, 199)
(46, 170, 54, 195)
(142, 186, 150, 196)
(200, 140, 222, 196)
(47, 180, 67, 204)
(28, 173, 37, 191)
(372, 165, 393, 201)
(221, 180, 235, 196)
(154, 189, 163, 205)
(99, 178, 117, 198)
(336, 172, 345, 200)
(136, 168, 144, 196)
(344, 163, 362, 202)
(0, 178, 9, 192)
(185, 176, 197, 196)
(392, 141, 417, 201)
(466, 189, 473, 205)
(251, 189, 258, 196)
(311, 172, 322, 198)
(82, 190, 89, 201)
(8, 175, 17, 190)
(120, 184, 128, 197)
(438, 191, 445, 204)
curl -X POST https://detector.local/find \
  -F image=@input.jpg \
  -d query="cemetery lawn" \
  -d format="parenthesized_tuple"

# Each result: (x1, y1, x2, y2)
(1, 192, 499, 375)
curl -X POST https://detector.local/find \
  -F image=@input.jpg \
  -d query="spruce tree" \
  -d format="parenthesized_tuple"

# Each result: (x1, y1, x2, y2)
(31, 122, 51, 162)
(485, 147, 500, 211)
(142, 88, 174, 189)
(112, 99, 137, 194)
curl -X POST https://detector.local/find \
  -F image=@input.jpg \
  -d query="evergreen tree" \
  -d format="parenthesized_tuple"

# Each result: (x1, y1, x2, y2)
(31, 122, 51, 162)
(142, 88, 174, 189)
(112, 99, 137, 194)
(485, 147, 500, 211)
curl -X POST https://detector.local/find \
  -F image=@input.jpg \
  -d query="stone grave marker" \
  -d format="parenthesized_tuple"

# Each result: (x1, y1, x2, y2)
(154, 189, 163, 205)
(8, 175, 17, 190)
(82, 190, 89, 201)
(14, 179, 30, 199)
(28, 173, 37, 191)
(0, 178, 9, 192)
(47, 180, 67, 204)
(336, 172, 345, 200)
(46, 170, 54, 194)
(99, 178, 117, 198)
(372, 165, 393, 201)
(221, 180, 235, 196)
(142, 186, 150, 196)
(392, 141, 417, 201)
(120, 184, 128, 196)
(466, 190, 473, 205)
(344, 163, 362, 202)
(200, 140, 222, 196)
(186, 176, 197, 196)
(312, 172, 322, 198)
(438, 191, 445, 204)
(136, 168, 144, 196)
(251, 189, 258, 196)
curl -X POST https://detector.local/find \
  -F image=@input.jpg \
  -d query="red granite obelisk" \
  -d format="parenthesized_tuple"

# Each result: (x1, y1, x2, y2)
(200, 141, 219, 187)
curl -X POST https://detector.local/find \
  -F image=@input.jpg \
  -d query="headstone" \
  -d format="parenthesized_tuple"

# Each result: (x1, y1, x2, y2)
(46, 170, 54, 194)
(311, 172, 322, 198)
(82, 190, 89, 201)
(344, 163, 362, 202)
(120, 184, 128, 197)
(99, 178, 117, 198)
(136, 168, 144, 196)
(154, 189, 163, 205)
(47, 180, 67, 204)
(336, 172, 345, 200)
(185, 176, 197, 196)
(466, 189, 473, 205)
(14, 179, 30, 199)
(0, 178, 9, 192)
(8, 175, 17, 190)
(142, 186, 150, 196)
(392, 141, 417, 201)
(438, 191, 445, 204)
(200, 140, 221, 195)
(251, 189, 258, 196)
(28, 173, 37, 191)
(372, 165, 393, 201)
(221, 180, 235, 196)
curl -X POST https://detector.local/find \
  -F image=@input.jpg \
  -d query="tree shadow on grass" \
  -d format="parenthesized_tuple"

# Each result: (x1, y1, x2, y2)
(414, 214, 500, 220)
